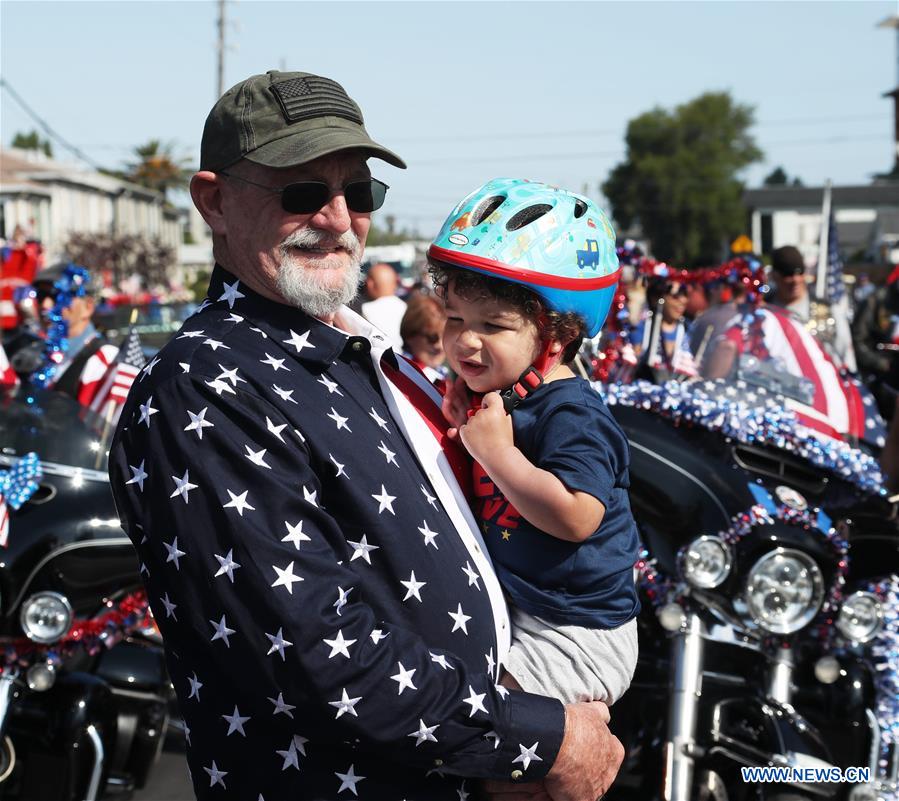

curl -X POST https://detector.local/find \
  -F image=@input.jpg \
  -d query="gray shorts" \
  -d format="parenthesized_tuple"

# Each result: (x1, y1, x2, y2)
(504, 606, 638, 705)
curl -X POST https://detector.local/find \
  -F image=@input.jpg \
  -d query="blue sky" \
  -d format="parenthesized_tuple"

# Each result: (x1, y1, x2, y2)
(1, 1, 895, 236)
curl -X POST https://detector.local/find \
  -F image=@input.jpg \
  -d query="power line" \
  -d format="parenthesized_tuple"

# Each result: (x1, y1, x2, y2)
(0, 76, 107, 171)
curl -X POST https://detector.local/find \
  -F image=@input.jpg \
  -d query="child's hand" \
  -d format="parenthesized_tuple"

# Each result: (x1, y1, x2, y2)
(442, 375, 472, 438)
(458, 392, 514, 466)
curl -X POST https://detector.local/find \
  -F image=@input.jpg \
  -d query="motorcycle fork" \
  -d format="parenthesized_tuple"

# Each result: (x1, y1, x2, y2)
(663, 612, 705, 801)
(0, 673, 16, 741)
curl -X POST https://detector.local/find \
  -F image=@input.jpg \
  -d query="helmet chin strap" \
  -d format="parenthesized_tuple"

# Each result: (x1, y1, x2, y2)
(468, 339, 563, 417)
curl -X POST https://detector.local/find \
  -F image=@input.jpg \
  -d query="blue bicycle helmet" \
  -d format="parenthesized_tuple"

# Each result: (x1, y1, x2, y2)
(428, 177, 620, 337)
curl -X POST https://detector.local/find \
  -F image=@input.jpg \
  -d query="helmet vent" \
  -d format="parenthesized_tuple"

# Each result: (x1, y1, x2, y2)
(471, 195, 506, 226)
(506, 204, 553, 231)
(573, 199, 588, 219)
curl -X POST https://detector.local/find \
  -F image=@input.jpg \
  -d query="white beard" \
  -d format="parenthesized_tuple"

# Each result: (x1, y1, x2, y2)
(275, 228, 363, 318)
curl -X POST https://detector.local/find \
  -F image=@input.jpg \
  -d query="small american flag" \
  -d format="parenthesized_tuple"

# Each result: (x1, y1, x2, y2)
(89, 327, 146, 422)
(825, 206, 845, 303)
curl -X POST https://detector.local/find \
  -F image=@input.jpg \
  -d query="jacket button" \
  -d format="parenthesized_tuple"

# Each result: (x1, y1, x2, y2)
(433, 759, 444, 766)
(511, 770, 523, 780)
(352, 341, 364, 352)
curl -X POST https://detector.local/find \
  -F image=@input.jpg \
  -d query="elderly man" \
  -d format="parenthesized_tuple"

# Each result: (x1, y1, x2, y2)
(108, 70, 621, 801)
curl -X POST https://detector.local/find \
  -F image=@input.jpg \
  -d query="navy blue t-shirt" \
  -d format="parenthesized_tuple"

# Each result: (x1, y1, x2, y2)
(473, 378, 641, 628)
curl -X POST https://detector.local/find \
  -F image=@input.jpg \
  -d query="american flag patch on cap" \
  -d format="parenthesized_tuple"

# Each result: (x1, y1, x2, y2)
(270, 76, 364, 126)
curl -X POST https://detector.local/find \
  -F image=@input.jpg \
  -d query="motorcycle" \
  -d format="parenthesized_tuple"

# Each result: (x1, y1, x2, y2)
(600, 363, 899, 801)
(0, 386, 173, 801)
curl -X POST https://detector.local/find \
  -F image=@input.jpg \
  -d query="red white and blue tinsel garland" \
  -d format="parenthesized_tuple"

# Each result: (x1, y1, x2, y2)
(1, 590, 152, 669)
(0, 452, 42, 547)
(867, 576, 899, 752)
(600, 379, 885, 495)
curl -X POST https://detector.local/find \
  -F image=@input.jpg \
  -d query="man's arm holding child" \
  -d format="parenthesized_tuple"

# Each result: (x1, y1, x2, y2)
(452, 391, 604, 542)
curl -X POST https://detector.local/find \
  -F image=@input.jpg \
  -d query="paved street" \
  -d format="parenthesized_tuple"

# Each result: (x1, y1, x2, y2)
(132, 749, 193, 801)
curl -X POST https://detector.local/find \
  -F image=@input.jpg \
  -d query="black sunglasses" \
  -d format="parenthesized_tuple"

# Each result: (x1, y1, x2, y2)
(218, 171, 388, 214)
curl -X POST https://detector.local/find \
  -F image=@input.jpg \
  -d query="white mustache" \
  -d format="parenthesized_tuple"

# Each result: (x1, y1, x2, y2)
(279, 228, 362, 265)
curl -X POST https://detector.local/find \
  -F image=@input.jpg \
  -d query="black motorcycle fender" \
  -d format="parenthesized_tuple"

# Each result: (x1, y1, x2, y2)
(706, 696, 838, 799)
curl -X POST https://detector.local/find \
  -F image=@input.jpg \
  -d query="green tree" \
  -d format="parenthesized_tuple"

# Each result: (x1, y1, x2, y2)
(602, 92, 763, 264)
(124, 139, 191, 199)
(763, 166, 788, 185)
(11, 129, 52, 157)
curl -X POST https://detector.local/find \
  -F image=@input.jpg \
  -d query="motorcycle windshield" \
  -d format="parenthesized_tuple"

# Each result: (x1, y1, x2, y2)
(0, 388, 112, 473)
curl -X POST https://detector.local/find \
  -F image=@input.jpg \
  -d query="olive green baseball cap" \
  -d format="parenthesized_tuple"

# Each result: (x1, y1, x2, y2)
(200, 70, 406, 172)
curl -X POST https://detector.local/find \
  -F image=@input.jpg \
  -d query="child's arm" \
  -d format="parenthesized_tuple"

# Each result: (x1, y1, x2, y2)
(458, 392, 605, 543)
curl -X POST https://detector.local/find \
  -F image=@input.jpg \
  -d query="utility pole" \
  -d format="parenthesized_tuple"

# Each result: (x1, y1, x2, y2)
(216, 0, 226, 99)
(877, 14, 899, 177)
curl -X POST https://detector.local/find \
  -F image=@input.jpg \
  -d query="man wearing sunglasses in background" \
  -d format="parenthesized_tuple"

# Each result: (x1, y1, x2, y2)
(108, 70, 621, 801)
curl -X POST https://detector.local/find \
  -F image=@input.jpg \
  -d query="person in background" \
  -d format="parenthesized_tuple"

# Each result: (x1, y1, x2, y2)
(768, 245, 856, 372)
(361, 262, 407, 348)
(690, 277, 747, 375)
(400, 292, 448, 384)
(632, 276, 697, 377)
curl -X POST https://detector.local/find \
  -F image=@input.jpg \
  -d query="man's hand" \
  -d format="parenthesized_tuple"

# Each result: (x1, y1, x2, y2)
(442, 375, 472, 438)
(544, 701, 623, 801)
(457, 392, 515, 467)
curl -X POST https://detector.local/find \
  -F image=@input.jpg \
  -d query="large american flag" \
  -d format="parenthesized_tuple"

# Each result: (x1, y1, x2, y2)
(89, 327, 146, 421)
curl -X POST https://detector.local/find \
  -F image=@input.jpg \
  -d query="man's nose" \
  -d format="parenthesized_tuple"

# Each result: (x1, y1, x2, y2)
(309, 192, 352, 236)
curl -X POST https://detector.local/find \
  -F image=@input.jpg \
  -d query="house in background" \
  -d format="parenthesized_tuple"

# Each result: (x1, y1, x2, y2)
(742, 183, 899, 269)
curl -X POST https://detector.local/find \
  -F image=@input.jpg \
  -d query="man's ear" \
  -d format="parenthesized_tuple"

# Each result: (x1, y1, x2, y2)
(190, 171, 228, 236)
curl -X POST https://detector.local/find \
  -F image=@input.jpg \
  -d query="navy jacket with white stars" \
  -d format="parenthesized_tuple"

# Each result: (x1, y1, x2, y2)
(109, 266, 565, 801)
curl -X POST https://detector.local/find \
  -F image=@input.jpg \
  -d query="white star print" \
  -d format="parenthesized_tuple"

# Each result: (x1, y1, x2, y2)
(318, 375, 343, 395)
(495, 684, 510, 699)
(408, 719, 439, 746)
(323, 629, 357, 659)
(418, 521, 440, 549)
(141, 356, 161, 378)
(334, 586, 352, 616)
(369, 407, 390, 432)
(335, 764, 365, 796)
(266, 416, 287, 441)
(302, 486, 318, 506)
(268, 692, 295, 719)
(169, 470, 197, 503)
(327, 407, 352, 432)
(203, 338, 230, 352)
(458, 781, 471, 801)
(276, 740, 300, 771)
(183, 723, 191, 746)
(372, 485, 396, 515)
(244, 445, 272, 469)
(430, 652, 455, 670)
(462, 561, 481, 589)
(292, 735, 308, 756)
(125, 460, 148, 491)
(377, 441, 398, 466)
(249, 325, 267, 338)
(214, 549, 241, 582)
(138, 397, 158, 427)
(347, 534, 379, 564)
(216, 364, 247, 386)
(449, 603, 472, 634)
(284, 329, 315, 354)
(462, 686, 488, 717)
(420, 484, 438, 508)
(160, 592, 177, 620)
(179, 362, 190, 373)
(218, 279, 245, 308)
(329, 454, 348, 478)
(512, 742, 543, 771)
(329, 688, 362, 719)
(163, 536, 186, 570)
(486, 648, 496, 677)
(187, 672, 203, 700)
(265, 628, 293, 660)
(210, 614, 236, 647)
(260, 353, 288, 372)
(484, 730, 501, 749)
(205, 377, 236, 396)
(222, 705, 250, 736)
(184, 407, 214, 439)
(272, 385, 298, 404)
(223, 489, 255, 516)
(204, 760, 228, 788)
(271, 561, 303, 594)
(177, 329, 204, 339)
(225, 312, 244, 323)
(390, 662, 418, 694)
(400, 571, 426, 602)
(282, 519, 311, 550)
(370, 629, 389, 644)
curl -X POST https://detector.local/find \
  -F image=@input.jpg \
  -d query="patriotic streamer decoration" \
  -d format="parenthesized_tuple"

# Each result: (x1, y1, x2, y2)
(1, 590, 151, 668)
(600, 379, 885, 495)
(0, 452, 42, 547)
(31, 264, 91, 389)
(867, 575, 899, 758)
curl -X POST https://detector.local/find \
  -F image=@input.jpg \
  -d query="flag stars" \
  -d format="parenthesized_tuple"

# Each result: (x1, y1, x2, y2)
(216, 365, 246, 386)
(430, 652, 455, 671)
(125, 460, 148, 491)
(420, 484, 438, 508)
(276, 740, 301, 771)
(390, 662, 417, 695)
(218, 279, 245, 308)
(370, 629, 389, 644)
(260, 353, 288, 372)
(187, 672, 203, 701)
(214, 549, 241, 582)
(318, 375, 343, 395)
(327, 407, 352, 432)
(284, 329, 314, 354)
(302, 486, 318, 506)
(265, 628, 293, 660)
(202, 338, 230, 352)
(138, 397, 158, 427)
(369, 407, 390, 432)
(462, 685, 488, 717)
(400, 571, 426, 602)
(449, 603, 472, 635)
(210, 614, 236, 647)
(244, 445, 271, 469)
(335, 764, 365, 796)
(205, 377, 236, 396)
(323, 629, 357, 659)
(223, 489, 255, 516)
(329, 688, 362, 719)
(266, 416, 287, 441)
(282, 519, 311, 550)
(378, 441, 398, 466)
(141, 356, 161, 378)
(347, 534, 379, 564)
(163, 537, 186, 570)
(462, 561, 481, 589)
(372, 485, 396, 515)
(408, 719, 439, 746)
(204, 761, 228, 789)
(334, 586, 352, 616)
(159, 592, 177, 620)
(222, 705, 250, 736)
(185, 407, 214, 439)
(271, 561, 303, 594)
(418, 521, 440, 549)
(273, 385, 298, 404)
(329, 454, 348, 478)
(512, 742, 543, 771)
(268, 692, 296, 719)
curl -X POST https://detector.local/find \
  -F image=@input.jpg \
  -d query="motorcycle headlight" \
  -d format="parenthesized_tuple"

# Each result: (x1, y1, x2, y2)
(680, 536, 732, 589)
(745, 548, 824, 634)
(20, 592, 73, 644)
(836, 591, 883, 643)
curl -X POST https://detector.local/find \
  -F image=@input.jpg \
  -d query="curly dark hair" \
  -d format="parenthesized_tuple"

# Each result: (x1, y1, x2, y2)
(428, 258, 585, 363)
